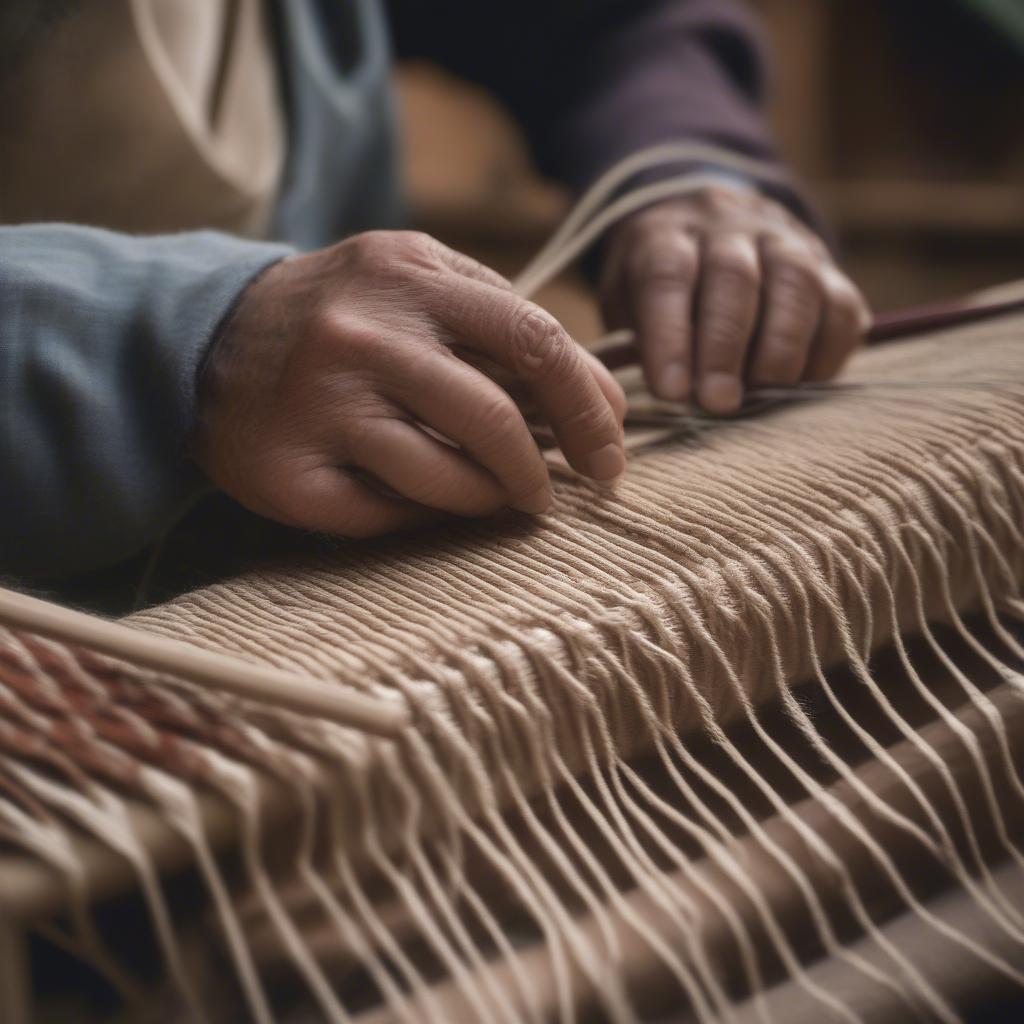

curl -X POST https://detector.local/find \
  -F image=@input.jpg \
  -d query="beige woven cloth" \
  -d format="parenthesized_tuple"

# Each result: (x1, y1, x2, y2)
(3, 317, 1024, 1022)
(120, 319, 1024, 1018)
(132, 320, 1024, 772)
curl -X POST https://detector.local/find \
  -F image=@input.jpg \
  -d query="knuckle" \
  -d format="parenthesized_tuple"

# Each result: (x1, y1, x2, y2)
(701, 185, 745, 216)
(630, 207, 683, 236)
(348, 232, 398, 277)
(378, 229, 433, 255)
(315, 310, 379, 360)
(395, 231, 446, 268)
(448, 249, 507, 287)
(705, 246, 759, 289)
(402, 229, 436, 250)
(508, 308, 574, 381)
(559, 400, 617, 443)
(349, 229, 393, 256)
(770, 251, 821, 293)
(629, 235, 698, 288)
(306, 301, 342, 341)
(469, 390, 522, 447)
(349, 230, 440, 277)
(254, 463, 318, 527)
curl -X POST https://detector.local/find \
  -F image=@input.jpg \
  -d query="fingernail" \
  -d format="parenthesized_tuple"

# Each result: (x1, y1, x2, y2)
(656, 362, 690, 401)
(512, 485, 553, 515)
(582, 442, 626, 483)
(699, 373, 742, 414)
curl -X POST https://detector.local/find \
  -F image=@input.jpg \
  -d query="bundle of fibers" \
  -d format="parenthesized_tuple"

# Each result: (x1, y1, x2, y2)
(2, 316, 1024, 1023)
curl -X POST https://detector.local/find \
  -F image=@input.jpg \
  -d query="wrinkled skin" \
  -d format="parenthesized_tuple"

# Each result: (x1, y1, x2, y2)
(195, 231, 627, 537)
(196, 189, 867, 539)
(601, 187, 871, 413)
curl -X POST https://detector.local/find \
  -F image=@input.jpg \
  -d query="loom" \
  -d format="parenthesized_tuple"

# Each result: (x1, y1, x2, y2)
(1, 146, 1023, 1023)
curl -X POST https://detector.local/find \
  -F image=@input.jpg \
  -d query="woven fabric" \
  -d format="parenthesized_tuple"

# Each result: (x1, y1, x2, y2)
(2, 319, 1024, 1021)
(132, 320, 1024, 768)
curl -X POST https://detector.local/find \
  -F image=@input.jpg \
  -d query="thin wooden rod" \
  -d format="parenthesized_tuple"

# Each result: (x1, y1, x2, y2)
(0, 587, 409, 738)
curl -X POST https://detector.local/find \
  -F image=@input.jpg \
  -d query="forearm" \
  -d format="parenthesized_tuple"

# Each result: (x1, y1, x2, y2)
(0, 224, 292, 577)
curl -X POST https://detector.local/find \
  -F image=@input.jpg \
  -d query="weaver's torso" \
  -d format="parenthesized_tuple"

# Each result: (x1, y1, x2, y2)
(0, 0, 402, 245)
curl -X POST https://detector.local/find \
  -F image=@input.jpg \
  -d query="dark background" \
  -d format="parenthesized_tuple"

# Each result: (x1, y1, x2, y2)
(394, 0, 1024, 338)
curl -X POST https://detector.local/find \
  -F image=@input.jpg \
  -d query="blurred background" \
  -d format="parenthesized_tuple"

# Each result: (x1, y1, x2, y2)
(394, 0, 1024, 340)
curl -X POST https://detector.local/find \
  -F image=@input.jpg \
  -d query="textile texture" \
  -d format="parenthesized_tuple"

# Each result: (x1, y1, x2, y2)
(1, 318, 1024, 1021)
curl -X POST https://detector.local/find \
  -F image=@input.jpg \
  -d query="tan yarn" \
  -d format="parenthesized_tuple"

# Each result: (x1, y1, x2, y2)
(1, 319, 1023, 1020)
(2, 140, 1024, 1019)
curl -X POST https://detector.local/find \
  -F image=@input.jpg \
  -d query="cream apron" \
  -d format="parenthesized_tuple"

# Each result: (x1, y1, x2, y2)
(0, 0, 285, 237)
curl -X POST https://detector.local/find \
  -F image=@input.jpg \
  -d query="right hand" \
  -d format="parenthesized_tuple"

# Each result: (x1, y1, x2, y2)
(193, 231, 626, 538)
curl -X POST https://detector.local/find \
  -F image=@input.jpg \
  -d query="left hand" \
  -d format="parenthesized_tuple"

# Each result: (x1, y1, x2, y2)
(599, 185, 871, 414)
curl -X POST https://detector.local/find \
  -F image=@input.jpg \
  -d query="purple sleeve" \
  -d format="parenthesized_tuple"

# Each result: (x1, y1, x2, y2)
(385, 0, 809, 217)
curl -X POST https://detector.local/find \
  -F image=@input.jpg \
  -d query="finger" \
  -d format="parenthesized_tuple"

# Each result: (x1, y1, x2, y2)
(428, 238, 512, 291)
(749, 239, 824, 388)
(388, 347, 554, 514)
(440, 280, 626, 483)
(350, 417, 508, 517)
(694, 233, 761, 414)
(451, 344, 626, 430)
(805, 268, 871, 381)
(581, 348, 627, 428)
(266, 464, 434, 539)
(625, 229, 699, 401)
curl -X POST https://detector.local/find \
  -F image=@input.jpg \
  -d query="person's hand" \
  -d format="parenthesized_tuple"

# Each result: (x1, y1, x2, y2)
(599, 186, 871, 413)
(193, 231, 626, 538)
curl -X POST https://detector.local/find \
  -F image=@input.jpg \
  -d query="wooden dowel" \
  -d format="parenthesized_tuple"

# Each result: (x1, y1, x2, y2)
(0, 587, 409, 738)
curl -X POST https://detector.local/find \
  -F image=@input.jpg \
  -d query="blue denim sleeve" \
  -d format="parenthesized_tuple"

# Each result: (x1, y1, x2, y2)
(0, 224, 293, 577)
